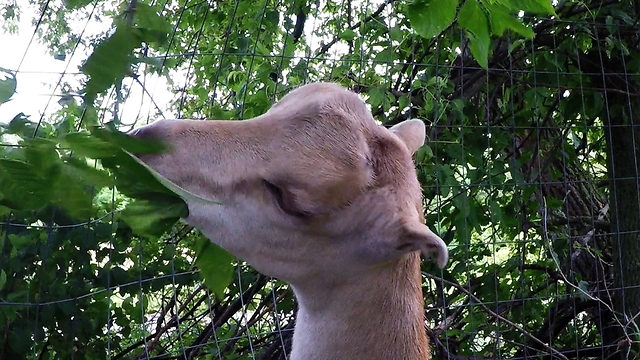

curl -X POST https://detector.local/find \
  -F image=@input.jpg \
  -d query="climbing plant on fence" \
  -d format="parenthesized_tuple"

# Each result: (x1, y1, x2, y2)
(0, 0, 639, 359)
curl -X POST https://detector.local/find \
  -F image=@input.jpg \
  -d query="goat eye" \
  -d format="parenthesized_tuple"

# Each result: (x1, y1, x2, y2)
(262, 180, 310, 219)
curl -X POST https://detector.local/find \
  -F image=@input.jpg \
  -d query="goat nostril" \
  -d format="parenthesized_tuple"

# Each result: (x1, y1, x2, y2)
(129, 127, 146, 139)
(128, 126, 159, 142)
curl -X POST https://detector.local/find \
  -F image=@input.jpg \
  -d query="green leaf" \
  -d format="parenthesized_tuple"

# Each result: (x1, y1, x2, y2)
(195, 236, 235, 299)
(234, 35, 250, 53)
(458, 0, 487, 38)
(120, 196, 188, 237)
(81, 27, 141, 105)
(407, 0, 458, 39)
(107, 149, 219, 206)
(22, 138, 60, 176)
(63, 158, 114, 188)
(5, 113, 32, 135)
(62, 131, 118, 159)
(452, 192, 471, 217)
(340, 29, 357, 41)
(7, 234, 37, 252)
(0, 159, 50, 210)
(49, 163, 96, 219)
(134, 3, 171, 33)
(520, 0, 556, 15)
(100, 152, 169, 197)
(577, 280, 590, 300)
(489, 200, 504, 222)
(484, 2, 535, 39)
(508, 38, 527, 54)
(495, 0, 556, 16)
(374, 48, 395, 63)
(417, 145, 433, 162)
(89, 126, 166, 155)
(368, 87, 387, 109)
(458, 0, 491, 69)
(0, 67, 17, 105)
(468, 34, 491, 70)
(63, 0, 100, 9)
(0, 146, 94, 219)
(390, 26, 404, 41)
(133, 3, 172, 46)
(0, 270, 6, 291)
(64, 127, 210, 225)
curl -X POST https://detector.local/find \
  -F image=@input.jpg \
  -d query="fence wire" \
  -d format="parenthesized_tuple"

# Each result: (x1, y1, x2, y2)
(1, 0, 640, 359)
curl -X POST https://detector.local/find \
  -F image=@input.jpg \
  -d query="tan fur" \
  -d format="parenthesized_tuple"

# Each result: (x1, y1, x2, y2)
(131, 82, 448, 360)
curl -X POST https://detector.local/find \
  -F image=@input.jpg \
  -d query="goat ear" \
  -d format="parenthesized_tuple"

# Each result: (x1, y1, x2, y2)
(390, 119, 426, 154)
(396, 220, 448, 268)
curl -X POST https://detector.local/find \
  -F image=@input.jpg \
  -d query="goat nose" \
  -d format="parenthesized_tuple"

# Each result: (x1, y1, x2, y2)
(126, 126, 165, 158)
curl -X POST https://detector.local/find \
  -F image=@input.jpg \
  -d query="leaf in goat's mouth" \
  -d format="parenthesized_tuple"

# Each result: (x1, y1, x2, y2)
(70, 126, 220, 236)
(89, 126, 219, 203)
(121, 149, 221, 207)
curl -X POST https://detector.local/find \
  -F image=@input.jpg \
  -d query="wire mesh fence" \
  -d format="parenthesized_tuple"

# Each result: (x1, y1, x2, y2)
(0, 0, 639, 359)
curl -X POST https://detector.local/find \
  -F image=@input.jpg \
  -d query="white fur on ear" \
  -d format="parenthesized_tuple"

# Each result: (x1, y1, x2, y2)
(390, 119, 427, 154)
(396, 221, 448, 268)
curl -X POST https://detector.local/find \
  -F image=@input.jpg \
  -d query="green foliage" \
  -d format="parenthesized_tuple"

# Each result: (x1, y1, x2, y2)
(406, 0, 553, 68)
(81, 2, 171, 105)
(81, 26, 142, 106)
(515, 0, 556, 15)
(406, 0, 458, 39)
(484, 2, 535, 38)
(195, 236, 235, 299)
(1, 0, 638, 358)
(63, 0, 104, 10)
(458, 0, 491, 68)
(0, 67, 16, 104)
(120, 196, 188, 236)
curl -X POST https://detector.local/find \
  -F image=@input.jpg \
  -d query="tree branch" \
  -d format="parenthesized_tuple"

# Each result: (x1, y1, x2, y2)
(316, 0, 395, 56)
(423, 272, 570, 360)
